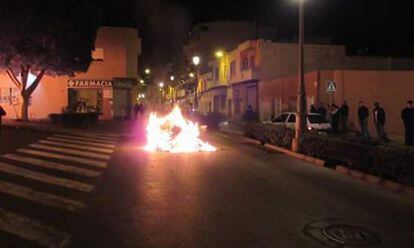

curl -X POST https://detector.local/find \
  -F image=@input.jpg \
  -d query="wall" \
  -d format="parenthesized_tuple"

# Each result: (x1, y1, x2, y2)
(259, 72, 318, 121)
(318, 70, 414, 137)
(0, 26, 140, 120)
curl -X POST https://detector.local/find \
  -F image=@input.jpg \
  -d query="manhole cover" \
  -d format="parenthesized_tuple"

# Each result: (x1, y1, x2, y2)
(303, 219, 381, 247)
(322, 224, 381, 246)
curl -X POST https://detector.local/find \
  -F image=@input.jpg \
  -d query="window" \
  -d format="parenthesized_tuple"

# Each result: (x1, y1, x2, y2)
(241, 57, 249, 71)
(249, 55, 255, 68)
(308, 114, 327, 124)
(213, 67, 219, 81)
(92, 48, 104, 61)
(230, 61, 236, 78)
(287, 114, 296, 123)
(273, 114, 289, 123)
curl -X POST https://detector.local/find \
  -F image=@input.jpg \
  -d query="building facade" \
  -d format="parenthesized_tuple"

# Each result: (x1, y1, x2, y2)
(0, 26, 141, 120)
(196, 39, 414, 137)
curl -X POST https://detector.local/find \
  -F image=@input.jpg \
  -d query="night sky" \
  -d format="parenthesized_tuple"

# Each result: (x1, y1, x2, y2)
(101, 0, 414, 72)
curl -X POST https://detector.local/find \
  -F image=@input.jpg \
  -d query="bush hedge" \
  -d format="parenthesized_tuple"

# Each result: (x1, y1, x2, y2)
(244, 122, 414, 186)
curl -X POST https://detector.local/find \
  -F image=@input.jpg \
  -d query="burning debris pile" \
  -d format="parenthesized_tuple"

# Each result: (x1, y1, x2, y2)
(144, 106, 217, 153)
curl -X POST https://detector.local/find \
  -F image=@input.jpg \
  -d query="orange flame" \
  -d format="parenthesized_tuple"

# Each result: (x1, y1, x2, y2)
(145, 106, 217, 153)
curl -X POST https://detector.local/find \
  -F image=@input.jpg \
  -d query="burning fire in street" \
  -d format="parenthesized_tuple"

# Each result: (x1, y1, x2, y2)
(144, 106, 217, 153)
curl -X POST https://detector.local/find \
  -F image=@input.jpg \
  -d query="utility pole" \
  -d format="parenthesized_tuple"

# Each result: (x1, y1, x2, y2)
(292, 0, 306, 152)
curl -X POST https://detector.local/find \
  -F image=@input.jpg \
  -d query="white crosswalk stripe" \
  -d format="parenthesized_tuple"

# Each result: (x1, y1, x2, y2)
(29, 144, 111, 160)
(0, 161, 94, 192)
(3, 154, 101, 178)
(0, 180, 85, 211)
(17, 149, 107, 168)
(54, 134, 116, 145)
(0, 133, 118, 246)
(38, 140, 114, 154)
(0, 207, 70, 247)
(47, 136, 116, 149)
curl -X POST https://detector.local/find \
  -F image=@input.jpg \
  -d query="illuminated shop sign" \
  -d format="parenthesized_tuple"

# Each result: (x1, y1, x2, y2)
(67, 79, 134, 88)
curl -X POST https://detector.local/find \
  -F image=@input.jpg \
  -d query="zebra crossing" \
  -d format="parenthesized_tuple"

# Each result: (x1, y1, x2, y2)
(0, 132, 119, 247)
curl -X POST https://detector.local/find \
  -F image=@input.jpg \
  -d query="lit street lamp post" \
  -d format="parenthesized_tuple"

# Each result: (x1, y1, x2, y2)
(192, 56, 200, 110)
(158, 82, 164, 106)
(293, 0, 306, 152)
(169, 75, 175, 102)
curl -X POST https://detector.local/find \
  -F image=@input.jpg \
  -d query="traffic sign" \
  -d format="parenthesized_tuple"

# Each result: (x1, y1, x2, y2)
(326, 80, 337, 93)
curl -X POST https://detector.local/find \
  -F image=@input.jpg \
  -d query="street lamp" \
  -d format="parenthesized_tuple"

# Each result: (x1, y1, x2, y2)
(189, 72, 194, 78)
(292, 0, 306, 152)
(140, 79, 145, 84)
(170, 75, 175, 81)
(192, 56, 200, 109)
(215, 50, 224, 58)
(144, 68, 151, 75)
(158, 82, 164, 88)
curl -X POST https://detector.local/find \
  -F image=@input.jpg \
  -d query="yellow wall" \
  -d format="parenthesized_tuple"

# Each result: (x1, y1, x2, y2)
(0, 26, 140, 120)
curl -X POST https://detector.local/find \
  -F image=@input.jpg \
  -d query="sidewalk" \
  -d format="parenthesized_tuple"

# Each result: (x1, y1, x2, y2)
(2, 118, 144, 136)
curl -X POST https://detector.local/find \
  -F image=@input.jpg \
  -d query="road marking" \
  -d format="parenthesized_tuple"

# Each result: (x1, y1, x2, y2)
(29, 144, 111, 160)
(76, 134, 118, 142)
(53, 134, 116, 145)
(0, 162, 94, 193)
(46, 137, 116, 149)
(38, 140, 114, 154)
(3, 154, 101, 178)
(0, 180, 85, 211)
(0, 207, 71, 247)
(17, 149, 107, 168)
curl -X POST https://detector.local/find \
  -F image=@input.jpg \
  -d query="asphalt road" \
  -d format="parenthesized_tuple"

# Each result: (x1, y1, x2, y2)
(85, 132, 414, 248)
(0, 128, 413, 247)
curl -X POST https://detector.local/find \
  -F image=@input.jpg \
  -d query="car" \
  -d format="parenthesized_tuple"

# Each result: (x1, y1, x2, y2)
(263, 112, 331, 131)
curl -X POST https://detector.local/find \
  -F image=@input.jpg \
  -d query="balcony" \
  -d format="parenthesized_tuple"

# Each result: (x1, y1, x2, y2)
(229, 68, 258, 84)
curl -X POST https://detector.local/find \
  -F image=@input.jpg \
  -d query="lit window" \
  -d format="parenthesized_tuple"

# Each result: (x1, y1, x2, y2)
(92, 48, 104, 61)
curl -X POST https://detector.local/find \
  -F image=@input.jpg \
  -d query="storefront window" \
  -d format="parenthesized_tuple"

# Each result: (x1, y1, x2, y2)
(68, 89, 103, 114)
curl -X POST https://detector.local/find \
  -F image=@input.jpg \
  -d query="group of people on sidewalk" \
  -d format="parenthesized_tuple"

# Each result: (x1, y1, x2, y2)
(133, 103, 146, 120)
(310, 100, 414, 145)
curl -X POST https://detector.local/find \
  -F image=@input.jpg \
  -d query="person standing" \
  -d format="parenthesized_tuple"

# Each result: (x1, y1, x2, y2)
(0, 105, 6, 134)
(330, 104, 340, 134)
(373, 102, 389, 142)
(317, 103, 327, 120)
(310, 104, 318, 114)
(133, 103, 140, 120)
(340, 100, 349, 133)
(401, 100, 414, 146)
(358, 101, 370, 140)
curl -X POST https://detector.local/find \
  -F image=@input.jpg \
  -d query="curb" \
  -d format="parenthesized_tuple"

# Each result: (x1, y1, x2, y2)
(3, 123, 126, 137)
(334, 165, 413, 197)
(218, 130, 326, 168)
(218, 129, 414, 199)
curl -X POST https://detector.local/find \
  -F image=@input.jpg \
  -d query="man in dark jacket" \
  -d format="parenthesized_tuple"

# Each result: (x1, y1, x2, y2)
(340, 100, 349, 133)
(310, 104, 317, 114)
(373, 102, 389, 142)
(358, 101, 370, 140)
(317, 103, 327, 120)
(402, 100, 414, 146)
(0, 105, 6, 134)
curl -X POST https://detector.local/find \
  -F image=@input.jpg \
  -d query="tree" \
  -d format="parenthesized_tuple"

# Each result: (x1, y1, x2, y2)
(0, 0, 102, 121)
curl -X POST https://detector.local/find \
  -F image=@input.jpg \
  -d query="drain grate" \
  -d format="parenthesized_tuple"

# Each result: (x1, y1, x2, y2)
(303, 219, 381, 247)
